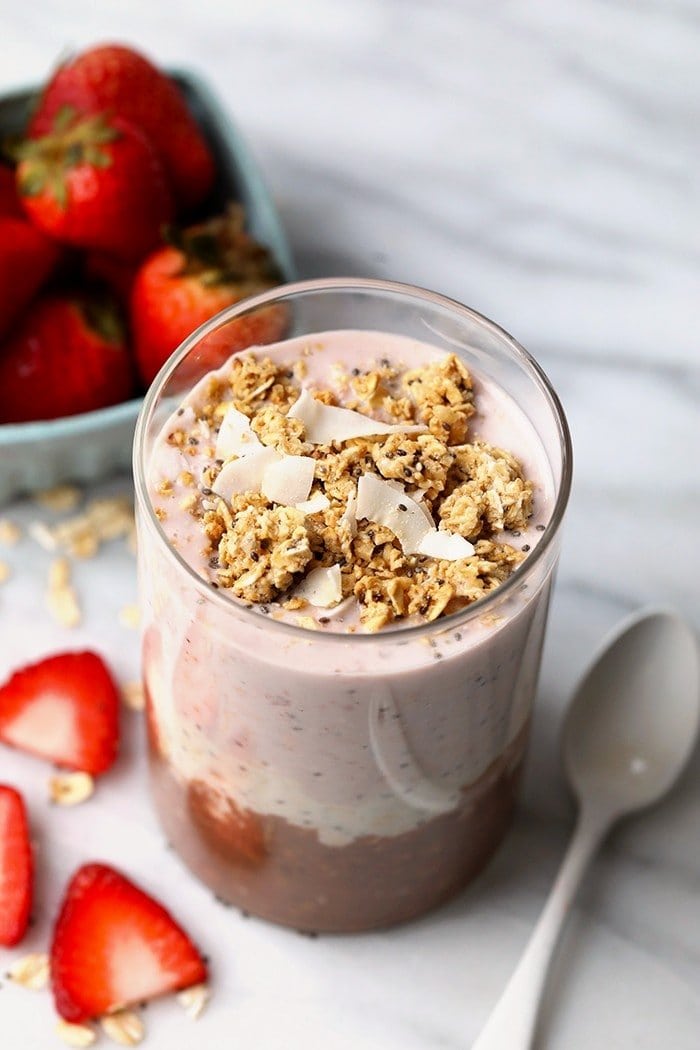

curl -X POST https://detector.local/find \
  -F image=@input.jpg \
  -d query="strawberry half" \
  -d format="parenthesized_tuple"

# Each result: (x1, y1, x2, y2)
(0, 785, 33, 947)
(0, 652, 119, 775)
(51, 862, 208, 1022)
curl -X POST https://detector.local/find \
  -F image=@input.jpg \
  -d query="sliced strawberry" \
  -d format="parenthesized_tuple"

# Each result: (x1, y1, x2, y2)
(0, 785, 33, 947)
(0, 652, 119, 775)
(51, 862, 208, 1022)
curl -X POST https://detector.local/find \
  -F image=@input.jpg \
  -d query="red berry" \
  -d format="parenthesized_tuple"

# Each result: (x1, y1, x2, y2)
(31, 44, 215, 209)
(0, 651, 120, 775)
(51, 862, 207, 1022)
(0, 163, 24, 218)
(0, 217, 61, 339)
(131, 206, 285, 385)
(17, 110, 173, 262)
(0, 785, 33, 947)
(0, 293, 133, 423)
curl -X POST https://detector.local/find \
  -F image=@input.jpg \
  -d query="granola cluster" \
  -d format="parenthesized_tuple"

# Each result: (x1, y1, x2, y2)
(157, 350, 535, 631)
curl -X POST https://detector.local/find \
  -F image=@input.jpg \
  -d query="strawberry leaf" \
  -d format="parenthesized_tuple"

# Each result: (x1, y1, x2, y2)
(53, 104, 78, 133)
(17, 165, 46, 198)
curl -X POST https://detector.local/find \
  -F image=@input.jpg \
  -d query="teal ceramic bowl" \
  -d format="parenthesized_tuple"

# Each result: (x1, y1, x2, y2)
(0, 71, 295, 505)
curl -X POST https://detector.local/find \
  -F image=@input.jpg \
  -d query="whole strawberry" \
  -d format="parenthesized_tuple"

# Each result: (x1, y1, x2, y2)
(0, 293, 133, 422)
(131, 205, 285, 385)
(16, 109, 173, 262)
(0, 217, 61, 339)
(30, 44, 216, 210)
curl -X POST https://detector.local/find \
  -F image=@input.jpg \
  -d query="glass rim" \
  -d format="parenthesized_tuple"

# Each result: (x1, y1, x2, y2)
(133, 276, 573, 644)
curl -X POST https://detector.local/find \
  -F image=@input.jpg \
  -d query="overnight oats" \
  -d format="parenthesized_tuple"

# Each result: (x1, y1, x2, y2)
(134, 279, 571, 932)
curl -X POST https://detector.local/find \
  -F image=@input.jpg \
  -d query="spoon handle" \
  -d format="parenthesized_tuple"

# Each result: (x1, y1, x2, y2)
(470, 807, 608, 1050)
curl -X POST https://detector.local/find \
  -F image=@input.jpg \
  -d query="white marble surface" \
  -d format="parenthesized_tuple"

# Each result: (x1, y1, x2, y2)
(1, 3, 699, 1048)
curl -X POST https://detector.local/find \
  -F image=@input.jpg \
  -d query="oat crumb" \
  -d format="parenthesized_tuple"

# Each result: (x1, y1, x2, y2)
(7, 952, 50, 990)
(178, 983, 211, 1020)
(0, 518, 21, 545)
(49, 771, 95, 806)
(35, 484, 82, 513)
(55, 1020, 96, 1048)
(119, 604, 141, 629)
(101, 1009, 145, 1046)
(46, 558, 81, 628)
(121, 680, 145, 711)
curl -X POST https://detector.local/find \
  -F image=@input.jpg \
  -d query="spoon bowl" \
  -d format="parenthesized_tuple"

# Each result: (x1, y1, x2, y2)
(563, 608, 700, 817)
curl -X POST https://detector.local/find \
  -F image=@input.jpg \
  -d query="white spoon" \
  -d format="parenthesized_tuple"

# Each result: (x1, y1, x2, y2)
(471, 608, 700, 1050)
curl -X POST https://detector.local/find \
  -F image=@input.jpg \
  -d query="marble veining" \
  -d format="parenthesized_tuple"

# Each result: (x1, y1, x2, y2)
(0, 2, 698, 1048)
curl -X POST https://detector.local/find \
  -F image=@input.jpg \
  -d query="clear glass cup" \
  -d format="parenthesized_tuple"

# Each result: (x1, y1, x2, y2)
(133, 278, 572, 932)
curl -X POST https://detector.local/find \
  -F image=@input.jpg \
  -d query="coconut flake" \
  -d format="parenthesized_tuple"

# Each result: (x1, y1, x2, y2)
(340, 485, 358, 537)
(288, 389, 426, 444)
(296, 491, 331, 515)
(262, 455, 315, 506)
(215, 407, 263, 460)
(212, 447, 280, 500)
(294, 564, 343, 607)
(416, 530, 475, 560)
(356, 474, 476, 560)
(356, 474, 433, 554)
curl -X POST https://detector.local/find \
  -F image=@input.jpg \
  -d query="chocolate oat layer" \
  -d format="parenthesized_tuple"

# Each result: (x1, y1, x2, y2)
(155, 348, 534, 631)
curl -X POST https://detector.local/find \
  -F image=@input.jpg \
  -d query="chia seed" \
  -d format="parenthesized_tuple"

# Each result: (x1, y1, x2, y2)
(522, 544, 531, 552)
(536, 524, 545, 532)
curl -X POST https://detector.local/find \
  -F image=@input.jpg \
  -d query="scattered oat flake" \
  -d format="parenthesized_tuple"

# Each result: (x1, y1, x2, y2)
(178, 983, 211, 1020)
(56, 1020, 96, 1048)
(101, 1010, 145, 1046)
(0, 518, 21, 545)
(49, 557, 71, 590)
(121, 681, 145, 711)
(46, 560, 81, 628)
(7, 952, 50, 990)
(49, 771, 95, 806)
(29, 520, 58, 551)
(0, 560, 10, 583)
(119, 604, 140, 629)
(35, 484, 82, 512)
(47, 588, 82, 628)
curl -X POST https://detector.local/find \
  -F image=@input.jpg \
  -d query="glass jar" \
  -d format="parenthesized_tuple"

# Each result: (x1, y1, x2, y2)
(133, 278, 572, 932)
